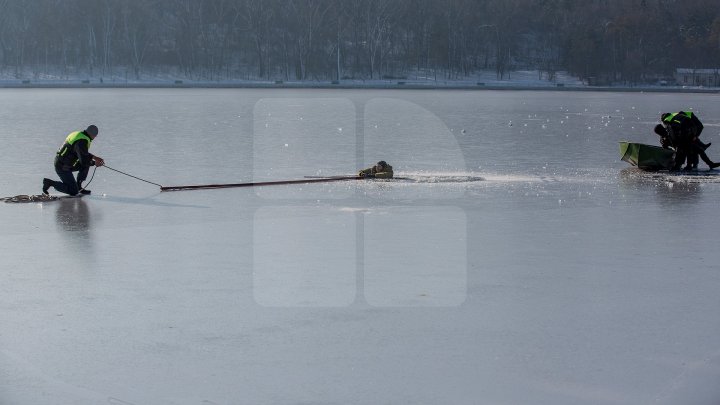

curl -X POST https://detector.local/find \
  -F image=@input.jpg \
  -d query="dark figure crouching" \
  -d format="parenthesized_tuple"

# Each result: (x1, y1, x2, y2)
(654, 111, 720, 170)
(43, 125, 105, 196)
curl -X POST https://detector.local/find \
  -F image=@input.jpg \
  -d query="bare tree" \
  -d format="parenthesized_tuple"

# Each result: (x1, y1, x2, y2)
(357, 0, 393, 79)
(240, 0, 275, 79)
(0, 0, 719, 84)
(289, 0, 331, 80)
(120, 0, 160, 80)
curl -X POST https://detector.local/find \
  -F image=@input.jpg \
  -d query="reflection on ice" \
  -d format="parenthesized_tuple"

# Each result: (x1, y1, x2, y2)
(620, 167, 720, 184)
(54, 198, 91, 232)
(253, 206, 467, 307)
(98, 194, 209, 209)
(364, 206, 467, 307)
(394, 173, 486, 183)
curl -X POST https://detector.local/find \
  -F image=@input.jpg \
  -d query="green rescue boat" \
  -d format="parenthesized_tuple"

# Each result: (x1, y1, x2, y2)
(619, 141, 675, 170)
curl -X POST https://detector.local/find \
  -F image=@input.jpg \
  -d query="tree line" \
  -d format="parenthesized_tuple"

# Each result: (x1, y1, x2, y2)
(0, 0, 718, 84)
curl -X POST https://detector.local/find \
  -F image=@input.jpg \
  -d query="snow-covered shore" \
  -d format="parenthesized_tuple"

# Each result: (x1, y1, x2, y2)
(1, 69, 717, 92)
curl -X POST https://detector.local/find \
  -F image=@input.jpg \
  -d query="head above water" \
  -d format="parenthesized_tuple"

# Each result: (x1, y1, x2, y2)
(654, 124, 668, 137)
(85, 125, 99, 138)
(376, 160, 388, 170)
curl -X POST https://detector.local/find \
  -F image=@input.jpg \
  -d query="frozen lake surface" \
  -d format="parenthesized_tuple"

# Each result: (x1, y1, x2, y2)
(2, 89, 720, 404)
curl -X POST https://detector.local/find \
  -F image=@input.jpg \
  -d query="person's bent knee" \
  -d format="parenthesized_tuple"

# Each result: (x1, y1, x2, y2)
(67, 185, 80, 196)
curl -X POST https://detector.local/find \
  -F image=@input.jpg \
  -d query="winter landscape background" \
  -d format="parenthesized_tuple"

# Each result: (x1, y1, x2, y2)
(0, 0, 719, 86)
(2, 0, 720, 403)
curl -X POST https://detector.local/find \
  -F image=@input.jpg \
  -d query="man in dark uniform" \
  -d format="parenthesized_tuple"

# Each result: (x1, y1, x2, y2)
(43, 125, 105, 196)
(655, 112, 719, 170)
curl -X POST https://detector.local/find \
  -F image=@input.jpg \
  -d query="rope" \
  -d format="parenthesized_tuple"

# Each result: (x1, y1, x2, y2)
(103, 165, 163, 188)
(81, 166, 98, 191)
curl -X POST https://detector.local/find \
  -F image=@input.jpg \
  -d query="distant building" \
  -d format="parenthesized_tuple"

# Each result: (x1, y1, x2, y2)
(675, 68, 720, 87)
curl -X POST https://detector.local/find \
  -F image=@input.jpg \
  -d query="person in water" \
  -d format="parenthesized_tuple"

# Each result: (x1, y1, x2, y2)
(43, 125, 105, 196)
(358, 160, 394, 178)
(655, 111, 719, 170)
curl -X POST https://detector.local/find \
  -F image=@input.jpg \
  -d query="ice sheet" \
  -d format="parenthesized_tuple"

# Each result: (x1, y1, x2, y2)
(2, 89, 720, 404)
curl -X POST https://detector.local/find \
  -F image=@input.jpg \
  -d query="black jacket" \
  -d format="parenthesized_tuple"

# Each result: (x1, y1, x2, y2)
(54, 132, 94, 171)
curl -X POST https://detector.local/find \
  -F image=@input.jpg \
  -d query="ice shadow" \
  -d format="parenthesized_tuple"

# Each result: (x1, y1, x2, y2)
(94, 194, 209, 209)
(393, 174, 486, 184)
(619, 168, 702, 204)
(55, 197, 91, 232)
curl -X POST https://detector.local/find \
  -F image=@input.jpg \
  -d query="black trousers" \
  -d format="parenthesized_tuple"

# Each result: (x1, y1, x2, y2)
(51, 165, 89, 196)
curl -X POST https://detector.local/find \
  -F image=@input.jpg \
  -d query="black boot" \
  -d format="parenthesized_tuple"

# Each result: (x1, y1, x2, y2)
(42, 178, 52, 195)
(80, 189, 91, 195)
(710, 162, 720, 170)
